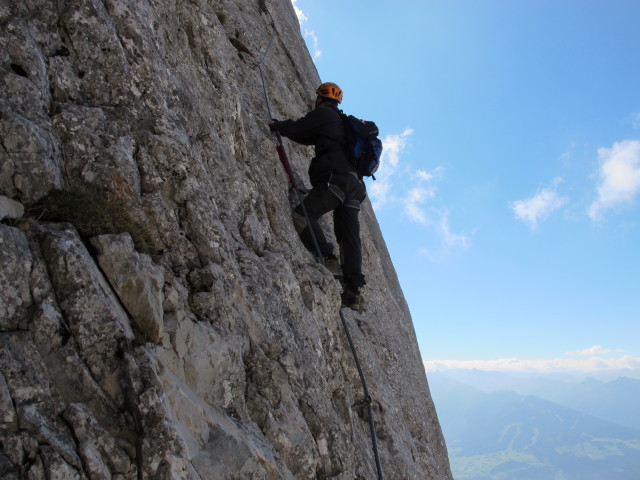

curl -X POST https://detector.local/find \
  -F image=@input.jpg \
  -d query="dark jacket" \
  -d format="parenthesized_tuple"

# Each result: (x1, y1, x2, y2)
(272, 103, 354, 185)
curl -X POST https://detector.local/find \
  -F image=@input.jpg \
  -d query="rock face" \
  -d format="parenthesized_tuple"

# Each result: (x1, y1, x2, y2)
(0, 1, 452, 479)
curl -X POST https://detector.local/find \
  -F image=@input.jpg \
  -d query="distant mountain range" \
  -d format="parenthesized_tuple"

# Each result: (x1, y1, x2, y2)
(429, 373, 640, 480)
(431, 370, 640, 430)
(517, 376, 640, 431)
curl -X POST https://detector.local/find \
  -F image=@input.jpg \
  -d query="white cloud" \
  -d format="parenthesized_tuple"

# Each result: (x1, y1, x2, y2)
(369, 128, 469, 256)
(631, 113, 640, 129)
(383, 128, 414, 169)
(436, 211, 471, 250)
(423, 354, 640, 373)
(588, 139, 640, 221)
(369, 128, 413, 209)
(304, 28, 321, 59)
(291, 1, 321, 59)
(565, 345, 617, 356)
(404, 187, 435, 224)
(291, 0, 307, 22)
(418, 210, 471, 261)
(416, 170, 433, 181)
(509, 178, 568, 229)
(415, 166, 443, 182)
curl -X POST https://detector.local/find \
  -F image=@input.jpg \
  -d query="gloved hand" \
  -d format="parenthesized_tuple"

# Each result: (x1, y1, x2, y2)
(268, 119, 279, 132)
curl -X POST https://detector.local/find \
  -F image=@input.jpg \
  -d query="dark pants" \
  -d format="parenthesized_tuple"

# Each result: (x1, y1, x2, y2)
(293, 172, 366, 288)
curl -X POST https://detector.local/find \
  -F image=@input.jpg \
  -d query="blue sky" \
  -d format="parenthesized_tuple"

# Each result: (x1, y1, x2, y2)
(290, 0, 640, 376)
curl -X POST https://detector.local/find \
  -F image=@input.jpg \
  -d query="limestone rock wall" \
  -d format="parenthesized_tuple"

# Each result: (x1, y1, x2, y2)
(0, 0, 452, 478)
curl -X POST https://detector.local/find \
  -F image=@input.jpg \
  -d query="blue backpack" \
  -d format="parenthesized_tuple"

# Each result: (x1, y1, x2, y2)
(341, 113, 383, 180)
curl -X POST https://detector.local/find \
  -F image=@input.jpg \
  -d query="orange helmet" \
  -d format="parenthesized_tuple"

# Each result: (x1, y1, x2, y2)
(316, 82, 343, 103)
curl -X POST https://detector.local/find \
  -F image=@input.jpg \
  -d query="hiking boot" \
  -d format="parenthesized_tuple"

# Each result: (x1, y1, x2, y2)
(324, 254, 343, 278)
(341, 285, 362, 311)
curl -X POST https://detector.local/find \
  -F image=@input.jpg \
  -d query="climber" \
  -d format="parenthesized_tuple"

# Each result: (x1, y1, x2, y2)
(269, 82, 366, 311)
